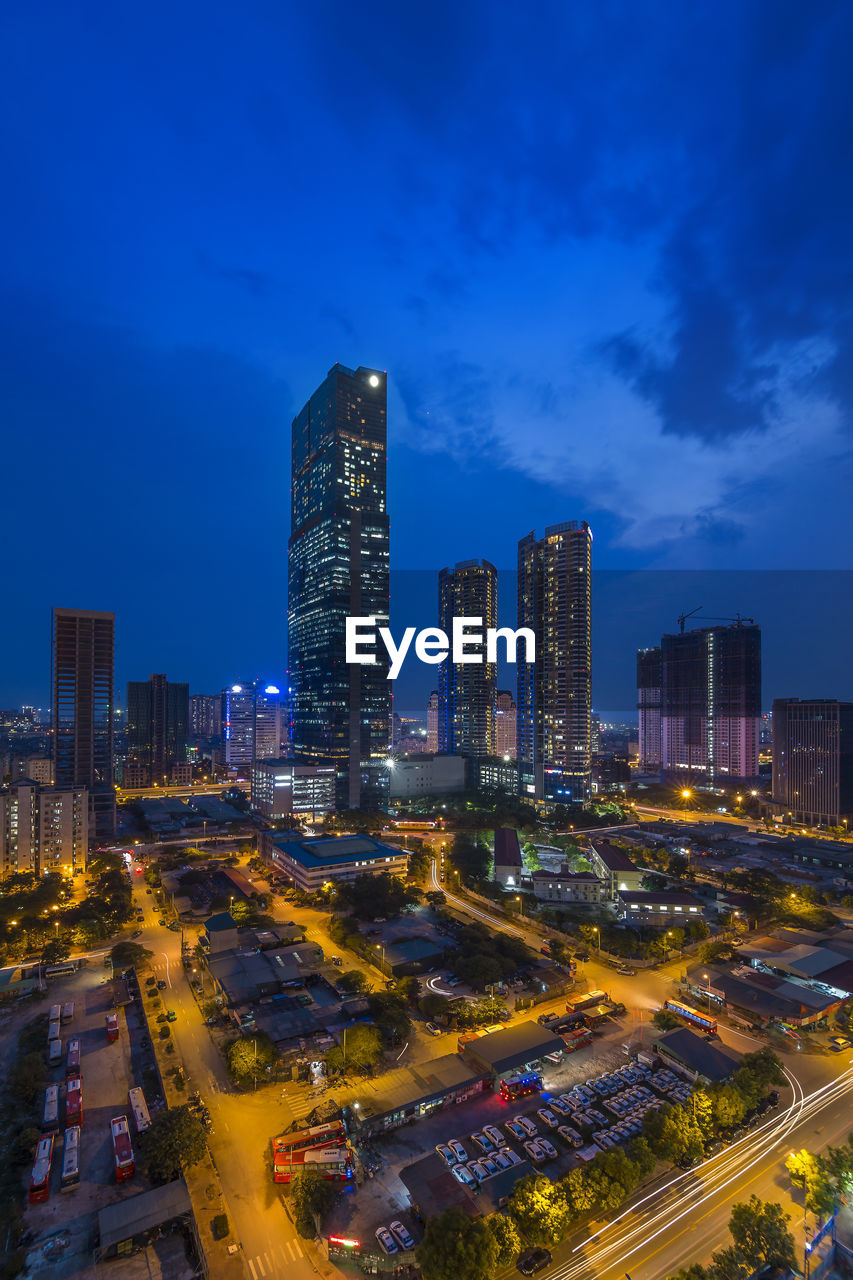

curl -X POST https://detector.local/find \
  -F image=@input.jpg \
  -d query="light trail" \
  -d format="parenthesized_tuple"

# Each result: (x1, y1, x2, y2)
(429, 858, 525, 938)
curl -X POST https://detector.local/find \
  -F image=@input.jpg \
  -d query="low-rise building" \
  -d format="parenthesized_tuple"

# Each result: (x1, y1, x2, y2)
(616, 889, 704, 927)
(493, 827, 523, 888)
(341, 1053, 490, 1137)
(653, 1027, 740, 1083)
(250, 758, 336, 820)
(460, 1020, 567, 1081)
(586, 841, 644, 900)
(261, 832, 408, 894)
(531, 865, 602, 905)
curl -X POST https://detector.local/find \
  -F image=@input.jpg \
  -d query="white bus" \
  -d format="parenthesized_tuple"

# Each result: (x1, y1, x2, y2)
(61, 1125, 80, 1191)
(127, 1087, 151, 1134)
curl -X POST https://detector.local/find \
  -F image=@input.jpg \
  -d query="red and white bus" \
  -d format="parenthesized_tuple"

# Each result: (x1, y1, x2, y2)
(42, 1085, 60, 1133)
(29, 1134, 54, 1203)
(128, 1087, 151, 1134)
(65, 1076, 82, 1127)
(499, 1071, 542, 1103)
(273, 1145, 354, 1184)
(105, 1013, 119, 1043)
(664, 998, 718, 1036)
(110, 1115, 135, 1182)
(61, 1125, 80, 1191)
(66, 1038, 81, 1076)
(272, 1120, 348, 1182)
(563, 1028, 593, 1054)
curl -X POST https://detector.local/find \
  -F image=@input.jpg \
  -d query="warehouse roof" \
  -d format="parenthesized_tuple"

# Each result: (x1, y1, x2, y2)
(589, 841, 638, 872)
(462, 1020, 566, 1073)
(98, 1180, 192, 1250)
(494, 828, 522, 868)
(654, 1028, 741, 1082)
(269, 833, 405, 868)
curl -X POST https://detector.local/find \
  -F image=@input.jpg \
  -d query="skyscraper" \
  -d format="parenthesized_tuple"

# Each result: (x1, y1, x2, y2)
(651, 623, 761, 785)
(288, 363, 390, 809)
(772, 699, 853, 827)
(437, 560, 497, 758)
(637, 646, 663, 772)
(52, 607, 115, 838)
(221, 682, 257, 768)
(495, 690, 517, 758)
(126, 674, 189, 785)
(517, 522, 592, 805)
(426, 692, 439, 753)
(255, 685, 284, 759)
(190, 694, 221, 740)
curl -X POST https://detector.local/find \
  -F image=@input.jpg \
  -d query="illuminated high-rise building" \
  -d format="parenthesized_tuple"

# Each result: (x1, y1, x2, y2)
(255, 685, 284, 759)
(437, 560, 497, 758)
(288, 364, 390, 809)
(772, 699, 853, 828)
(517, 522, 592, 805)
(52, 607, 115, 838)
(190, 694, 221, 740)
(221, 682, 257, 768)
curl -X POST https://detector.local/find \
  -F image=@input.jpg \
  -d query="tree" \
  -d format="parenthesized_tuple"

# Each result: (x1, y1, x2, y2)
(325, 1023, 383, 1075)
(291, 1164, 337, 1238)
(449, 833, 490, 884)
(110, 940, 153, 970)
(41, 937, 70, 965)
(138, 1106, 207, 1183)
(785, 1148, 836, 1218)
(505, 1173, 572, 1245)
(487, 1213, 521, 1266)
(395, 976, 421, 1003)
(727, 1196, 796, 1270)
(425, 890, 447, 907)
(338, 969, 369, 994)
(417, 1206, 500, 1280)
(418, 992, 450, 1020)
(225, 1032, 277, 1085)
(367, 991, 412, 1042)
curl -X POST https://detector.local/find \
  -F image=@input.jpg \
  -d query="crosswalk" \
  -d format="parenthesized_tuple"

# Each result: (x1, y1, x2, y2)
(247, 1239, 303, 1278)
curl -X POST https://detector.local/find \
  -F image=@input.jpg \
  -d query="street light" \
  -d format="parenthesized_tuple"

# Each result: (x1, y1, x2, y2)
(593, 926, 600, 953)
(702, 972, 711, 1011)
(515, 895, 524, 918)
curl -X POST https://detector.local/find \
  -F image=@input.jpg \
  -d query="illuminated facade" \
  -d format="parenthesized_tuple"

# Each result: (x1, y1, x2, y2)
(772, 699, 853, 827)
(189, 694, 221, 740)
(437, 560, 497, 758)
(426, 692, 439, 752)
(0, 779, 88, 875)
(254, 685, 284, 759)
(250, 758, 336, 820)
(517, 522, 592, 804)
(288, 364, 390, 809)
(221, 683, 257, 767)
(126, 673, 189, 785)
(52, 607, 115, 838)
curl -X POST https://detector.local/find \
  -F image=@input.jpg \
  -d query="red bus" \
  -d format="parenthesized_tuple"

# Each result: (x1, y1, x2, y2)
(273, 1145, 354, 1184)
(66, 1076, 83, 1127)
(563, 1028, 593, 1053)
(110, 1115, 135, 1182)
(42, 1085, 60, 1133)
(105, 1013, 119, 1043)
(128, 1087, 151, 1134)
(29, 1134, 54, 1203)
(273, 1120, 346, 1158)
(66, 1038, 81, 1076)
(499, 1071, 542, 1103)
(664, 999, 718, 1036)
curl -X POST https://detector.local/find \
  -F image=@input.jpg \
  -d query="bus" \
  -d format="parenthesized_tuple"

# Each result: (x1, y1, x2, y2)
(105, 1013, 119, 1043)
(50, 1003, 61, 1024)
(43, 1085, 60, 1133)
(272, 1121, 347, 1164)
(128, 1087, 151, 1134)
(110, 1116, 135, 1182)
(61, 1125, 80, 1191)
(48, 1018, 61, 1043)
(48, 1038, 62, 1065)
(273, 1144, 354, 1184)
(60, 1002, 74, 1025)
(29, 1134, 55, 1203)
(499, 1071, 542, 1103)
(45, 962, 78, 978)
(66, 1038, 81, 1076)
(664, 999, 718, 1036)
(392, 819, 442, 832)
(563, 1028, 593, 1054)
(566, 989, 610, 1015)
(65, 1076, 82, 1127)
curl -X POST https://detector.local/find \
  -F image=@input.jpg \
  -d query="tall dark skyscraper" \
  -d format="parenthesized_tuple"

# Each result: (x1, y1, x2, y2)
(126, 673, 189, 784)
(649, 623, 761, 786)
(288, 363, 390, 809)
(52, 607, 115, 838)
(637, 646, 663, 772)
(517, 521, 592, 805)
(437, 560, 497, 758)
(772, 699, 853, 828)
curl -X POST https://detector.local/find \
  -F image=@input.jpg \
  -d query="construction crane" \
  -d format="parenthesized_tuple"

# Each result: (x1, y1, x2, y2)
(677, 609, 756, 633)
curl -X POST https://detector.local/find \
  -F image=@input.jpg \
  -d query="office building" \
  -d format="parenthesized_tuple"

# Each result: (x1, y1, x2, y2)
(387, 753, 466, 800)
(221, 682, 257, 768)
(426, 692, 439, 753)
(261, 831, 408, 894)
(437, 560, 497, 759)
(288, 364, 390, 809)
(637, 647, 663, 772)
(517, 522, 592, 805)
(190, 694, 221, 740)
(250, 759, 336, 821)
(11, 756, 53, 786)
(52, 607, 115, 838)
(0, 779, 88, 875)
(472, 755, 519, 797)
(254, 685, 284, 759)
(495, 690, 517, 758)
(531, 866, 602, 905)
(771, 699, 853, 828)
(126, 673, 189, 786)
(654, 623, 761, 786)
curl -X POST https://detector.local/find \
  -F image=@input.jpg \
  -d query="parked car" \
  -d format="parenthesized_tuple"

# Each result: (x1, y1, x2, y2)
(550, 1097, 571, 1116)
(426, 1023, 442, 1037)
(165, 1010, 177, 1022)
(375, 1227, 398, 1255)
(505, 1121, 526, 1142)
(453, 1165, 476, 1187)
(557, 1125, 583, 1148)
(471, 1131, 494, 1153)
(389, 1221, 415, 1251)
(515, 1114, 538, 1138)
(517, 1248, 552, 1276)
(523, 1140, 546, 1163)
(480, 1155, 499, 1176)
(536, 1108, 559, 1129)
(157, 980, 167, 990)
(467, 1161, 489, 1181)
(538, 1139, 557, 1159)
(501, 1146, 523, 1166)
(483, 1125, 503, 1147)
(435, 1144, 456, 1167)
(448, 1139, 467, 1163)
(493, 1150, 513, 1171)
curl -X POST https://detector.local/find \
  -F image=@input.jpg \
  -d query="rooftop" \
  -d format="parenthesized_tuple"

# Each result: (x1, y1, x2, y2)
(617, 890, 704, 908)
(97, 1180, 192, 1250)
(494, 828, 522, 868)
(654, 1027, 741, 1082)
(461, 1020, 566, 1071)
(269, 832, 406, 869)
(205, 911, 237, 932)
(337, 1053, 486, 1121)
(588, 841, 638, 873)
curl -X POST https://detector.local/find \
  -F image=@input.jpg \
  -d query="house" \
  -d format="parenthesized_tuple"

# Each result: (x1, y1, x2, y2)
(616, 889, 704, 927)
(586, 841, 644, 900)
(493, 828, 523, 888)
(530, 866, 601, 905)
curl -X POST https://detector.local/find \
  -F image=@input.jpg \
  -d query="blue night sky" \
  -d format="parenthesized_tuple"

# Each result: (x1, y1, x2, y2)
(2, 2, 852, 713)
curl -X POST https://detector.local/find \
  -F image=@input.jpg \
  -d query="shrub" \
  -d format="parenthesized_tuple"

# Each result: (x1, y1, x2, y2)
(212, 1213, 229, 1239)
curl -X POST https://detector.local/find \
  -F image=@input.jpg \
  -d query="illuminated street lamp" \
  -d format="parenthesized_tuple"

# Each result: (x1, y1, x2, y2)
(702, 972, 712, 1011)
(515, 894, 524, 918)
(593, 926, 600, 954)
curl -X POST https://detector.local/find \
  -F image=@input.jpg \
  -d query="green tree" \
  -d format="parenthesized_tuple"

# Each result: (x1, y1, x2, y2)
(395, 976, 421, 1003)
(487, 1213, 521, 1266)
(727, 1196, 796, 1270)
(338, 969, 369, 994)
(41, 937, 70, 965)
(138, 1106, 207, 1183)
(505, 1173, 572, 1245)
(291, 1164, 337, 1238)
(366, 992, 412, 1042)
(325, 1023, 383, 1075)
(110, 940, 153, 970)
(225, 1032, 277, 1085)
(417, 1206, 500, 1280)
(708, 1083, 747, 1131)
(425, 890, 447, 907)
(418, 992, 451, 1020)
(666, 1266, 710, 1280)
(653, 1009, 681, 1030)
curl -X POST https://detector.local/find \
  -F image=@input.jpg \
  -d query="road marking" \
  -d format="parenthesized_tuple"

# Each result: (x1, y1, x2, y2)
(264, 1252, 273, 1271)
(248, 1261, 257, 1280)
(293, 1240, 303, 1258)
(255, 1255, 266, 1276)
